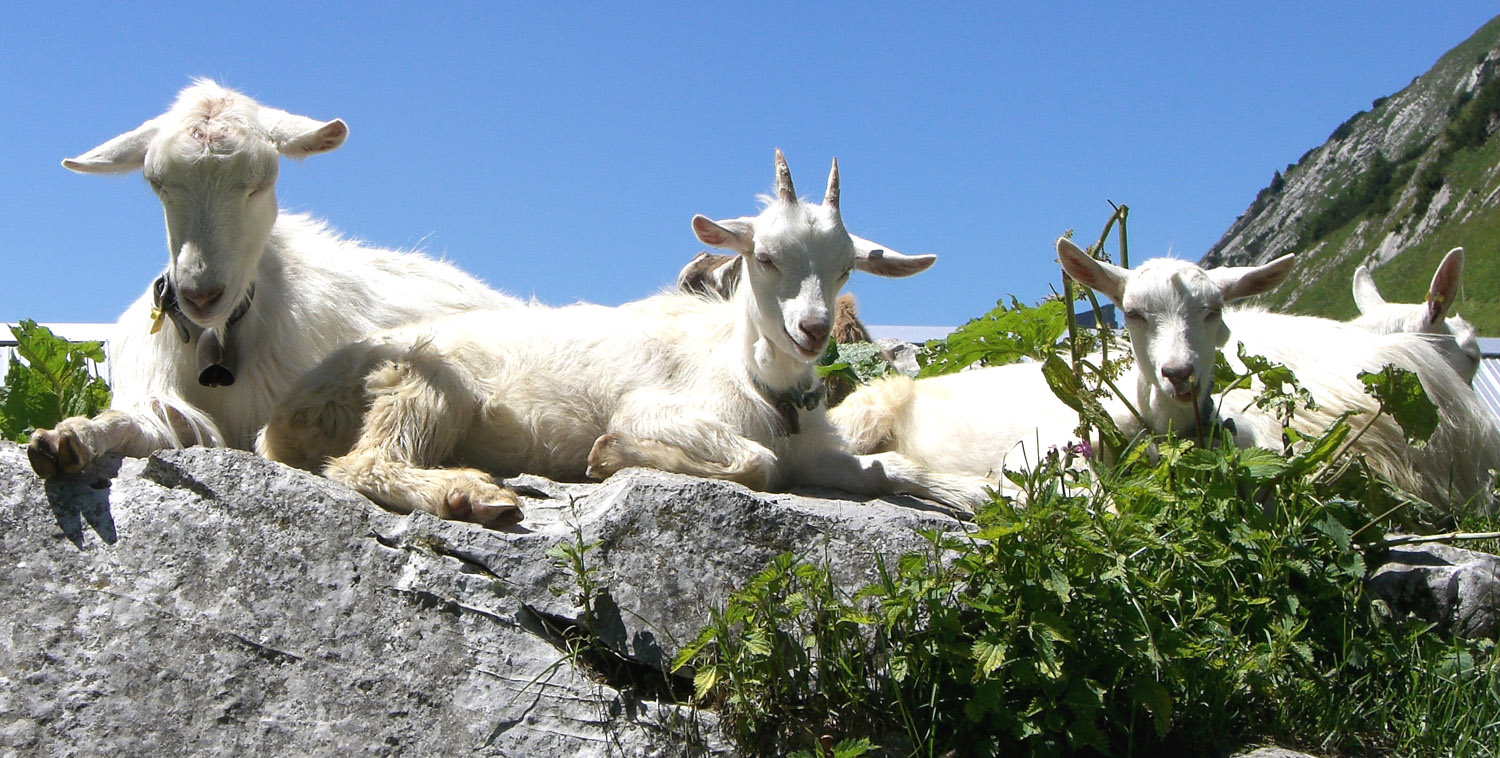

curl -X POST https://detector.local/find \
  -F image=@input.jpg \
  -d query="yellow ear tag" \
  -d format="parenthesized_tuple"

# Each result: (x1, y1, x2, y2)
(149, 306, 166, 334)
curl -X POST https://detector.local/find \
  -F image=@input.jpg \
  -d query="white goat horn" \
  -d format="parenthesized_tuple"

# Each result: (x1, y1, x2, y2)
(774, 148, 796, 203)
(825, 158, 840, 210)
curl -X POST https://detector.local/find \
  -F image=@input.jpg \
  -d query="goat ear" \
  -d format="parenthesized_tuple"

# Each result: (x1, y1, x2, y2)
(262, 109, 348, 158)
(62, 118, 161, 174)
(852, 235, 935, 278)
(1351, 264, 1385, 313)
(692, 215, 755, 254)
(1212, 253, 1296, 302)
(1425, 247, 1464, 325)
(676, 252, 742, 298)
(1056, 236, 1128, 303)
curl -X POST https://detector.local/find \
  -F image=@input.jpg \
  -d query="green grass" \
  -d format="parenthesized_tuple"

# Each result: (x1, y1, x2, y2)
(1262, 219, 1367, 319)
(1370, 135, 1500, 334)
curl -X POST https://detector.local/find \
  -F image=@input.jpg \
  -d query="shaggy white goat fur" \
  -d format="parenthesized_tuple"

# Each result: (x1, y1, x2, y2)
(831, 238, 1296, 478)
(831, 363, 1082, 478)
(1350, 247, 1480, 384)
(28, 79, 517, 478)
(258, 152, 994, 526)
(1220, 308, 1500, 512)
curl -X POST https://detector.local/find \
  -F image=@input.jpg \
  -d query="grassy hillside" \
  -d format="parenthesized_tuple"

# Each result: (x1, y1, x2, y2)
(1206, 15, 1500, 334)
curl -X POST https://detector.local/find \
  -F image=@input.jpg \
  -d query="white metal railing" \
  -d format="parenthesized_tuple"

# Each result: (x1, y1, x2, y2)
(1, 323, 116, 387)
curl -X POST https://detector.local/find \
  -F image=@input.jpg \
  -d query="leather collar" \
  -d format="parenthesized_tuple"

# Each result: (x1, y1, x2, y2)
(750, 373, 826, 436)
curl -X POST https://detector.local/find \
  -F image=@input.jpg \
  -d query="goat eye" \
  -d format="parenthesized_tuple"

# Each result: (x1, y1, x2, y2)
(1124, 309, 1144, 322)
(1205, 308, 1223, 322)
(146, 177, 164, 193)
(755, 254, 777, 270)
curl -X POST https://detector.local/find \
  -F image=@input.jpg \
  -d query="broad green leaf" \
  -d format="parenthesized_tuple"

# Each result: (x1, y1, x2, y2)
(0, 320, 112, 441)
(1237, 446, 1290, 481)
(693, 665, 721, 700)
(972, 638, 1009, 676)
(1358, 365, 1439, 447)
(1287, 412, 1355, 476)
(1042, 353, 1125, 450)
(918, 297, 1068, 377)
(1130, 678, 1173, 736)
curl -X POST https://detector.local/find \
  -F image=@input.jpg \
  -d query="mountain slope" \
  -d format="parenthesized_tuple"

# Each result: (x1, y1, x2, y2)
(1202, 15, 1500, 333)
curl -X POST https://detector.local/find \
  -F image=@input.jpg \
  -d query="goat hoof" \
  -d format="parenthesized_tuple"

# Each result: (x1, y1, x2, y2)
(471, 500, 523, 529)
(27, 428, 86, 479)
(444, 485, 522, 529)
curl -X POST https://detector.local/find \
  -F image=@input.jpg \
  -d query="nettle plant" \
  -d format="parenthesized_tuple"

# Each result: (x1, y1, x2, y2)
(1, 320, 111, 443)
(664, 210, 1498, 757)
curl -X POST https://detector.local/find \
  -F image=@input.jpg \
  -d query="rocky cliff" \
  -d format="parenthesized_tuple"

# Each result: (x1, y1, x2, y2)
(1202, 15, 1500, 331)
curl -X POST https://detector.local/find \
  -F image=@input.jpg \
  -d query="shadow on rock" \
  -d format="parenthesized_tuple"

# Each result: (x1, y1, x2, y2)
(44, 453, 122, 548)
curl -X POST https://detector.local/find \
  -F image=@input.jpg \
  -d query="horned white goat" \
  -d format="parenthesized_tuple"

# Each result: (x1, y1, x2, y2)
(27, 79, 518, 479)
(831, 237, 1297, 477)
(1350, 247, 1480, 383)
(258, 151, 994, 527)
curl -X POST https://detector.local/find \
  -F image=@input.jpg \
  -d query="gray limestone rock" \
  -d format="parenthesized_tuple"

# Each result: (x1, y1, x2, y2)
(9, 441, 1495, 756)
(0, 443, 965, 756)
(1367, 541, 1500, 639)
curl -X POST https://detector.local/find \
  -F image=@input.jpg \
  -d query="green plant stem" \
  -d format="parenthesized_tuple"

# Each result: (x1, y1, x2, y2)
(1382, 531, 1500, 547)
(1077, 357, 1146, 431)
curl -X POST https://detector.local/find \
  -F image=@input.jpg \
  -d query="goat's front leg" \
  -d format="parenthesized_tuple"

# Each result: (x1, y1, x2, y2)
(788, 435, 997, 512)
(321, 357, 521, 530)
(29, 400, 219, 479)
(585, 398, 779, 489)
(586, 432, 777, 489)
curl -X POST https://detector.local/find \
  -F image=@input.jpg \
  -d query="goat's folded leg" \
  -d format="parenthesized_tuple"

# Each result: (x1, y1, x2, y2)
(316, 356, 521, 529)
(324, 451, 521, 529)
(586, 429, 776, 490)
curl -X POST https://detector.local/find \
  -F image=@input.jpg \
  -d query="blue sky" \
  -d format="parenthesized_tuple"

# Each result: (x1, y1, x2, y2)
(3, 3, 1496, 329)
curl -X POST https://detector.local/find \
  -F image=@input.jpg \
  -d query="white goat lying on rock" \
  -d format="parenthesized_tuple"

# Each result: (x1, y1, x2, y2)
(1221, 308, 1500, 512)
(1064, 241, 1497, 511)
(1350, 247, 1480, 384)
(831, 237, 1297, 477)
(259, 151, 994, 527)
(28, 79, 518, 479)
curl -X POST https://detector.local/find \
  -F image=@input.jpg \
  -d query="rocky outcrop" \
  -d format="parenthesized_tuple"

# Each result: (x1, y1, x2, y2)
(4, 443, 1497, 756)
(0, 444, 962, 756)
(1368, 541, 1500, 639)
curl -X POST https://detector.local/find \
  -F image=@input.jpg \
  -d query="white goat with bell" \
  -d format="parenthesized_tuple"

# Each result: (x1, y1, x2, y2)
(28, 79, 517, 479)
(258, 151, 993, 527)
(1350, 247, 1480, 384)
(831, 238, 1297, 477)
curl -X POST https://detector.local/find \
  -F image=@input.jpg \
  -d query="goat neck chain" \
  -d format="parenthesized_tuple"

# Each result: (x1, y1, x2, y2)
(749, 373, 826, 436)
(149, 275, 256, 388)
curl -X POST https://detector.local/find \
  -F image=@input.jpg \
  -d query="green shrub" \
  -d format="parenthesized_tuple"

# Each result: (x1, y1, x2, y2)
(0, 319, 111, 442)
